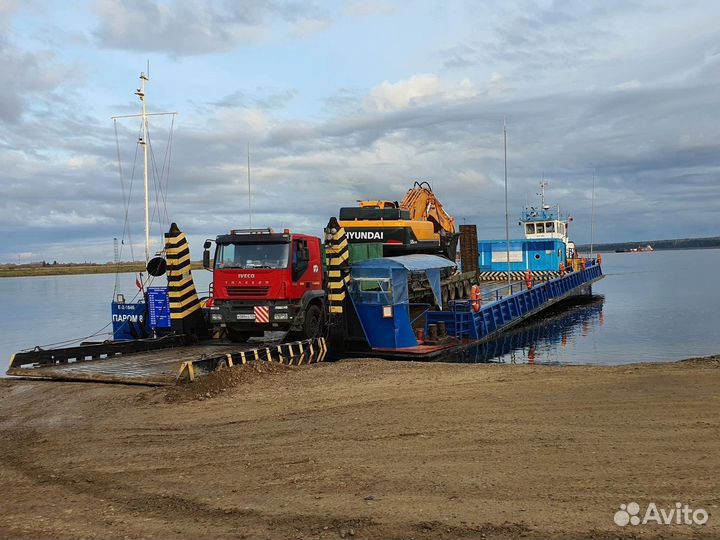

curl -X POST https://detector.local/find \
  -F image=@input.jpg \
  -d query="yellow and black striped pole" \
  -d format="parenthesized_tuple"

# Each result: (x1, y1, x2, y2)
(164, 223, 209, 341)
(324, 217, 351, 317)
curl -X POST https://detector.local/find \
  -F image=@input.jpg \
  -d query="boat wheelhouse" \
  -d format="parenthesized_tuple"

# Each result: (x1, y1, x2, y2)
(478, 181, 576, 279)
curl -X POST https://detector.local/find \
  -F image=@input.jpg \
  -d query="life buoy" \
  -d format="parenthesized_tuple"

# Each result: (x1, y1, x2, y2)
(471, 285, 482, 312)
(525, 270, 534, 289)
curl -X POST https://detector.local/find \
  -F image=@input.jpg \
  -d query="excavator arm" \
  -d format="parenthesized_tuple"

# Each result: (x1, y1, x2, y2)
(400, 181, 459, 260)
(400, 181, 457, 235)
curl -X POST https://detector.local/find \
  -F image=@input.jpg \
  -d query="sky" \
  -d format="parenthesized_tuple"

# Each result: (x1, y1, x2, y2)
(1, 0, 719, 263)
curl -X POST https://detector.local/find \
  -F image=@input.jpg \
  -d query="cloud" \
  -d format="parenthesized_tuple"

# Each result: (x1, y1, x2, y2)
(2, 1, 720, 263)
(614, 80, 641, 91)
(210, 88, 297, 111)
(364, 74, 478, 112)
(0, 7, 73, 123)
(93, 0, 329, 55)
(440, 44, 478, 69)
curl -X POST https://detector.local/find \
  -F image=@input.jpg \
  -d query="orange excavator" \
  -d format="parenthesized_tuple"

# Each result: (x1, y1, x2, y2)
(338, 181, 460, 260)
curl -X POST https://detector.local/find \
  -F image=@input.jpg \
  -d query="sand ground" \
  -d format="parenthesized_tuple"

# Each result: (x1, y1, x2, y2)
(1, 357, 719, 539)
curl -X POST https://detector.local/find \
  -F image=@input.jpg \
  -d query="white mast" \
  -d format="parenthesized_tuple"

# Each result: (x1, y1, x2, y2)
(503, 119, 511, 291)
(135, 72, 150, 263)
(590, 168, 596, 256)
(113, 71, 176, 268)
(247, 142, 253, 228)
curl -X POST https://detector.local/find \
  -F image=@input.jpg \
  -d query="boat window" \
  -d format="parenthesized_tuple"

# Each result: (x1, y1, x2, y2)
(215, 243, 290, 269)
(559, 223, 565, 235)
(536, 223, 545, 233)
(525, 223, 535, 234)
(350, 278, 393, 305)
(546, 222, 555, 233)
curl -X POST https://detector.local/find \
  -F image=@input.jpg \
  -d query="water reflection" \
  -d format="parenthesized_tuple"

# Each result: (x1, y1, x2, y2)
(442, 295, 606, 364)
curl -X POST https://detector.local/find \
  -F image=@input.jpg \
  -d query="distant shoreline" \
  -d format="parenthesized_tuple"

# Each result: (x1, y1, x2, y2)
(576, 236, 720, 252)
(0, 262, 203, 278)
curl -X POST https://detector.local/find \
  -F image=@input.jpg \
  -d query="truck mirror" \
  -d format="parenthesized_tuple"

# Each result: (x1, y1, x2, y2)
(203, 240, 212, 250)
(202, 249, 210, 269)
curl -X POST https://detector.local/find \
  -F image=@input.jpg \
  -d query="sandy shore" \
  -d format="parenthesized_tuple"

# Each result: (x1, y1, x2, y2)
(1, 357, 719, 539)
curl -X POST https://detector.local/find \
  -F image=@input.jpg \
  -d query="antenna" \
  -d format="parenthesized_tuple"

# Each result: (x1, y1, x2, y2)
(113, 237, 120, 293)
(503, 118, 511, 291)
(538, 178, 549, 209)
(247, 142, 252, 228)
(590, 168, 596, 256)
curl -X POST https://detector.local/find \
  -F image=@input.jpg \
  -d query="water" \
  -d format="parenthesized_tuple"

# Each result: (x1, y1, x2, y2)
(457, 249, 720, 365)
(0, 271, 212, 375)
(0, 249, 718, 372)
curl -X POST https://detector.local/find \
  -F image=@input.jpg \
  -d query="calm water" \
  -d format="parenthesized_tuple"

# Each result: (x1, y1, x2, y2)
(1, 249, 719, 373)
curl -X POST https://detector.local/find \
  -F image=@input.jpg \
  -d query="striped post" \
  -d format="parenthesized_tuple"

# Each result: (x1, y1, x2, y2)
(164, 223, 209, 341)
(324, 217, 351, 318)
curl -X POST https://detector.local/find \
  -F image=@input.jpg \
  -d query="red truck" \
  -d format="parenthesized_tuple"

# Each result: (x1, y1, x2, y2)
(203, 228, 326, 342)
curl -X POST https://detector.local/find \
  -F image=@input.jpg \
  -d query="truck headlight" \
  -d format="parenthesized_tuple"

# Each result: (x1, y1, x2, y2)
(274, 312, 289, 320)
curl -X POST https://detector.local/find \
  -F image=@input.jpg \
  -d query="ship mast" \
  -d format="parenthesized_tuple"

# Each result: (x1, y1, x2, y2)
(538, 179, 548, 209)
(113, 71, 177, 268)
(135, 72, 150, 263)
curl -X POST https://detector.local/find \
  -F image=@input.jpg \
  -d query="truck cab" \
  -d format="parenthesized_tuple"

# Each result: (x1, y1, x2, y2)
(203, 228, 325, 342)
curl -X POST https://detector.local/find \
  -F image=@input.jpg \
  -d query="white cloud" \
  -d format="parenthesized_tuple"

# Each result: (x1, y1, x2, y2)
(365, 74, 478, 112)
(93, 0, 330, 55)
(615, 79, 641, 90)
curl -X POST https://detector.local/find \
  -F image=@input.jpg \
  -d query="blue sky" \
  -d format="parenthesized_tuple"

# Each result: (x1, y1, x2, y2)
(1, 0, 719, 263)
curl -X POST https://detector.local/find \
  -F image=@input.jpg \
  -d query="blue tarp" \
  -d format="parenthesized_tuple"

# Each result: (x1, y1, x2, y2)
(349, 254, 456, 349)
(351, 254, 455, 308)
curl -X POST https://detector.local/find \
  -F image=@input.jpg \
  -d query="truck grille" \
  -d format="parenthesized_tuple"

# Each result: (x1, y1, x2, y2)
(226, 286, 270, 298)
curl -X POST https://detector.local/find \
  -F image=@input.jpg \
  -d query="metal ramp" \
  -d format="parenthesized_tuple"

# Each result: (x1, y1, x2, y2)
(7, 337, 328, 386)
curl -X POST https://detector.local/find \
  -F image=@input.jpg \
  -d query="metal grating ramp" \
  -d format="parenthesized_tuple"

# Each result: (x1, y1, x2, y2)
(7, 338, 328, 386)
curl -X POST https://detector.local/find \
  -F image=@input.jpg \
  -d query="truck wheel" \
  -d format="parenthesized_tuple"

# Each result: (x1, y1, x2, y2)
(302, 304, 323, 339)
(227, 328, 252, 343)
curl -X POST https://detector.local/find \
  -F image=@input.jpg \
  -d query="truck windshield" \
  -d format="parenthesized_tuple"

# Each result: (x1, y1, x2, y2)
(216, 243, 290, 269)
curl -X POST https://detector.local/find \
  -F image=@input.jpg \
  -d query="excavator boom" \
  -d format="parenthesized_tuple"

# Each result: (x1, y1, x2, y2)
(400, 181, 457, 236)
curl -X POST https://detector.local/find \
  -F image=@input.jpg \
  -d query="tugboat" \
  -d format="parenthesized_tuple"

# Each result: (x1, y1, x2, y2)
(478, 181, 577, 281)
